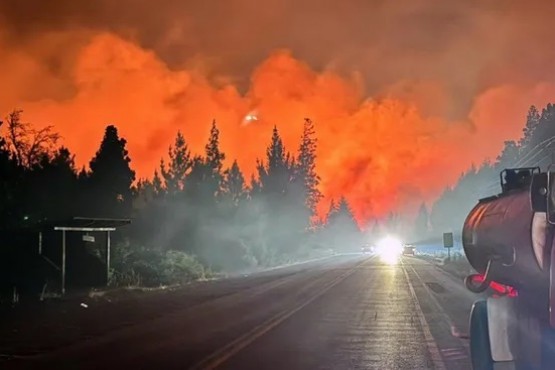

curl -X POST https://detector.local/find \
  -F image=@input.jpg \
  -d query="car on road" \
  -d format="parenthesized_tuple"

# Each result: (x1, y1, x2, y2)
(402, 245, 416, 256)
(361, 245, 374, 254)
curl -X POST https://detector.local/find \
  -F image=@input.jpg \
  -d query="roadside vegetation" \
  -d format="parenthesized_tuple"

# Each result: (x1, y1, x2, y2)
(0, 114, 362, 300)
(2, 102, 553, 300)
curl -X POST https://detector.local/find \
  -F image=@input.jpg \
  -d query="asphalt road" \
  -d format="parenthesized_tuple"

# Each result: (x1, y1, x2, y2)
(4, 254, 478, 370)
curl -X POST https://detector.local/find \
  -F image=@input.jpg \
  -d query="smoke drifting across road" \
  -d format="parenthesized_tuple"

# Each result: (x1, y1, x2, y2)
(1, 0, 555, 223)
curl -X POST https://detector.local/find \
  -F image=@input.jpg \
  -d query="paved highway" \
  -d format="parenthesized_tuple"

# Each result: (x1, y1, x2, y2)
(4, 254, 477, 369)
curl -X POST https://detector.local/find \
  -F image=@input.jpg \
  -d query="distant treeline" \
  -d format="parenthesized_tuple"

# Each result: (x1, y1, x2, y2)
(3, 102, 551, 296)
(0, 112, 362, 296)
(417, 103, 555, 239)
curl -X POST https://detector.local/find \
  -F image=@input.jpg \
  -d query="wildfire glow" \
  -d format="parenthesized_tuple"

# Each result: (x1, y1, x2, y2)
(1, 6, 555, 225)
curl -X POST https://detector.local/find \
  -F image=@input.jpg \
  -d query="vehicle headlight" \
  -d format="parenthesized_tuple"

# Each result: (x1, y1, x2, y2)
(376, 235, 403, 265)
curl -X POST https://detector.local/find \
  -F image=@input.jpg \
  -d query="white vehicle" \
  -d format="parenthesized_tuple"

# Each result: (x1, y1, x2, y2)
(360, 244, 373, 254)
(402, 244, 416, 256)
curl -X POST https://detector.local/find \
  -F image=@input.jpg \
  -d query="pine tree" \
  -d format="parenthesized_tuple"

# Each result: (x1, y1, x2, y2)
(251, 126, 305, 258)
(88, 125, 136, 217)
(296, 118, 322, 216)
(326, 198, 338, 222)
(160, 131, 191, 195)
(534, 104, 555, 156)
(204, 120, 226, 197)
(336, 197, 357, 224)
(181, 121, 227, 262)
(21, 147, 80, 221)
(429, 161, 496, 234)
(259, 126, 291, 195)
(249, 171, 262, 196)
(152, 170, 165, 197)
(133, 178, 155, 210)
(325, 196, 360, 251)
(205, 120, 225, 175)
(496, 140, 519, 169)
(267, 126, 285, 171)
(130, 172, 168, 249)
(223, 160, 246, 205)
(519, 105, 540, 149)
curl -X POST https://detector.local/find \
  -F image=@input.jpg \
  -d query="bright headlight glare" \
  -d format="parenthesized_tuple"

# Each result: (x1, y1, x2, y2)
(376, 235, 403, 265)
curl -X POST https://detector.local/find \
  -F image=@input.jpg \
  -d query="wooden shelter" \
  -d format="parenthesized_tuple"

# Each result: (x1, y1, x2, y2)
(33, 217, 131, 294)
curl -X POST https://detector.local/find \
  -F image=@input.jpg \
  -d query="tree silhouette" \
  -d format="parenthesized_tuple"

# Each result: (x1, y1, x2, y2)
(251, 126, 304, 258)
(258, 126, 293, 196)
(178, 121, 227, 265)
(519, 105, 540, 150)
(296, 118, 321, 216)
(325, 196, 361, 251)
(205, 120, 225, 177)
(29, 147, 79, 220)
(222, 160, 247, 205)
(496, 141, 519, 169)
(4, 101, 555, 298)
(183, 121, 227, 202)
(525, 103, 555, 168)
(4, 110, 60, 168)
(204, 120, 226, 198)
(87, 125, 135, 218)
(0, 119, 21, 228)
(184, 156, 212, 201)
(430, 103, 555, 239)
(430, 161, 496, 234)
(0, 119, 8, 158)
(326, 199, 338, 221)
(160, 131, 191, 195)
(152, 170, 165, 198)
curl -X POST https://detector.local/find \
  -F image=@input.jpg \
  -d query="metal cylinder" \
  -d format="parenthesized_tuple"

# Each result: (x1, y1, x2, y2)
(462, 188, 549, 290)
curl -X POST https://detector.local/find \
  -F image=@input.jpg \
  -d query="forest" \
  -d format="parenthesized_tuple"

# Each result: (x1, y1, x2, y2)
(1, 102, 554, 298)
(0, 114, 361, 297)
(420, 103, 555, 240)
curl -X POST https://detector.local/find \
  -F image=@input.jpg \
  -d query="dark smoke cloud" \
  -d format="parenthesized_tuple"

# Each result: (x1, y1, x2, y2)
(1, 0, 555, 224)
(2, 0, 554, 118)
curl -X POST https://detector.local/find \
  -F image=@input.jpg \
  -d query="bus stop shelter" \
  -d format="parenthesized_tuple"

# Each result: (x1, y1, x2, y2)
(34, 217, 131, 294)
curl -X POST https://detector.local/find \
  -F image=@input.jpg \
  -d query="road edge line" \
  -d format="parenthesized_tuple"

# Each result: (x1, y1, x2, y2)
(401, 261, 447, 370)
(407, 263, 471, 349)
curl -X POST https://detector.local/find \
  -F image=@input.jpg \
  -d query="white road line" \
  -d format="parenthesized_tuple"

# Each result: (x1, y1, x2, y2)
(401, 261, 447, 370)
(407, 263, 471, 350)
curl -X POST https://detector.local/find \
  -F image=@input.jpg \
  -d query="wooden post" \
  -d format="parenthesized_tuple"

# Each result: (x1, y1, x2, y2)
(61, 230, 66, 295)
(106, 231, 111, 286)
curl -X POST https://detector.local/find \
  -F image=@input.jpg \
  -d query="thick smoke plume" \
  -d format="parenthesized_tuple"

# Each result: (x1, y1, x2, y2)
(1, 0, 555, 224)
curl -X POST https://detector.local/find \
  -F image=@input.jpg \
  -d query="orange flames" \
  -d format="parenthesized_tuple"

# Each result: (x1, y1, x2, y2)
(1, 31, 555, 225)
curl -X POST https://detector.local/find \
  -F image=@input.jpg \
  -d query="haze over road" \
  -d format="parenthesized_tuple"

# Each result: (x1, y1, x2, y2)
(4, 255, 476, 370)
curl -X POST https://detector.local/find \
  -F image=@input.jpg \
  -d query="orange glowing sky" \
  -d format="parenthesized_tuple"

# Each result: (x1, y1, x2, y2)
(1, 0, 555, 225)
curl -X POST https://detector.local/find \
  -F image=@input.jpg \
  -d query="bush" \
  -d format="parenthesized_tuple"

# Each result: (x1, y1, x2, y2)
(109, 242, 210, 287)
(161, 250, 209, 284)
